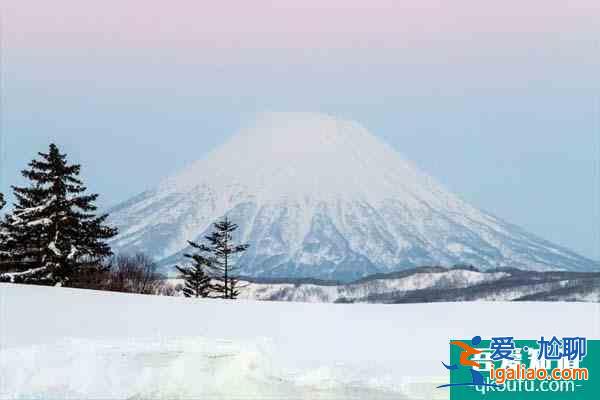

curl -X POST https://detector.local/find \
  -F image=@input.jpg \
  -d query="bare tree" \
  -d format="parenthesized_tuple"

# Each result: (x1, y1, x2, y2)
(106, 253, 166, 294)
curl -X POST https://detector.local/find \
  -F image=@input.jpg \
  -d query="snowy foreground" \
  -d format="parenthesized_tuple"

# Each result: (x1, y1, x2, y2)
(1, 284, 599, 399)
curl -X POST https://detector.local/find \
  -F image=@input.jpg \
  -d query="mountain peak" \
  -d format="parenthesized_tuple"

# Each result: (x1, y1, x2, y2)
(163, 112, 435, 205)
(233, 111, 367, 158)
(109, 112, 598, 279)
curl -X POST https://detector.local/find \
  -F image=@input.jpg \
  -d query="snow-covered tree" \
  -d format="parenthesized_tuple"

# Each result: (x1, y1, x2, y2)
(0, 192, 9, 276)
(0, 183, 50, 282)
(0, 144, 118, 285)
(175, 251, 212, 298)
(191, 217, 249, 299)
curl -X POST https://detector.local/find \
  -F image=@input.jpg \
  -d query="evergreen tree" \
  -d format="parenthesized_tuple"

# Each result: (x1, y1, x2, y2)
(191, 217, 249, 299)
(175, 251, 212, 298)
(0, 182, 50, 282)
(0, 144, 118, 285)
(0, 192, 9, 275)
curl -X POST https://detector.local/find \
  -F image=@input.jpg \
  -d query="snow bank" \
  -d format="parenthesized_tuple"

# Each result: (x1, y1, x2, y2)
(1, 284, 599, 399)
(2, 337, 413, 399)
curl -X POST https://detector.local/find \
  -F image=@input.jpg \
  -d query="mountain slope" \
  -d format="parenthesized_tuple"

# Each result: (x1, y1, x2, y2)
(231, 267, 600, 303)
(108, 112, 598, 280)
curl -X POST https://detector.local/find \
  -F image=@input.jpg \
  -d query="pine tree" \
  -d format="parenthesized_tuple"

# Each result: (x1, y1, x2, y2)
(0, 193, 8, 275)
(191, 217, 249, 299)
(175, 251, 212, 298)
(0, 182, 50, 282)
(0, 144, 118, 285)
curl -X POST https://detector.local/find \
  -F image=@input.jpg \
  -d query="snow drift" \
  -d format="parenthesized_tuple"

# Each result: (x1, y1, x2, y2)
(1, 283, 599, 399)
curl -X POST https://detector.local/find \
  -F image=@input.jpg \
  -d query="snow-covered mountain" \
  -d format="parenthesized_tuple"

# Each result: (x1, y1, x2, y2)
(239, 267, 512, 303)
(233, 267, 600, 303)
(108, 112, 598, 280)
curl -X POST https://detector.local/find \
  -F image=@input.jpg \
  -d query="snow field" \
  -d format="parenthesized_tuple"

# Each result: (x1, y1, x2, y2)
(1, 283, 598, 399)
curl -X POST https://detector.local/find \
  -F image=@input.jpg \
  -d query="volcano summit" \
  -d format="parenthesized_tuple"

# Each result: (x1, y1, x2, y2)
(109, 112, 597, 280)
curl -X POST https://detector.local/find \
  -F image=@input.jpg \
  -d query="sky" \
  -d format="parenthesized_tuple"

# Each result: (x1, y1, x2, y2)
(1, 0, 598, 259)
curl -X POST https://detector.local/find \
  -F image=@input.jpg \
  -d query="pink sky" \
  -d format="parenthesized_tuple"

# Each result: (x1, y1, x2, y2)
(2, 1, 599, 260)
(4, 0, 599, 55)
